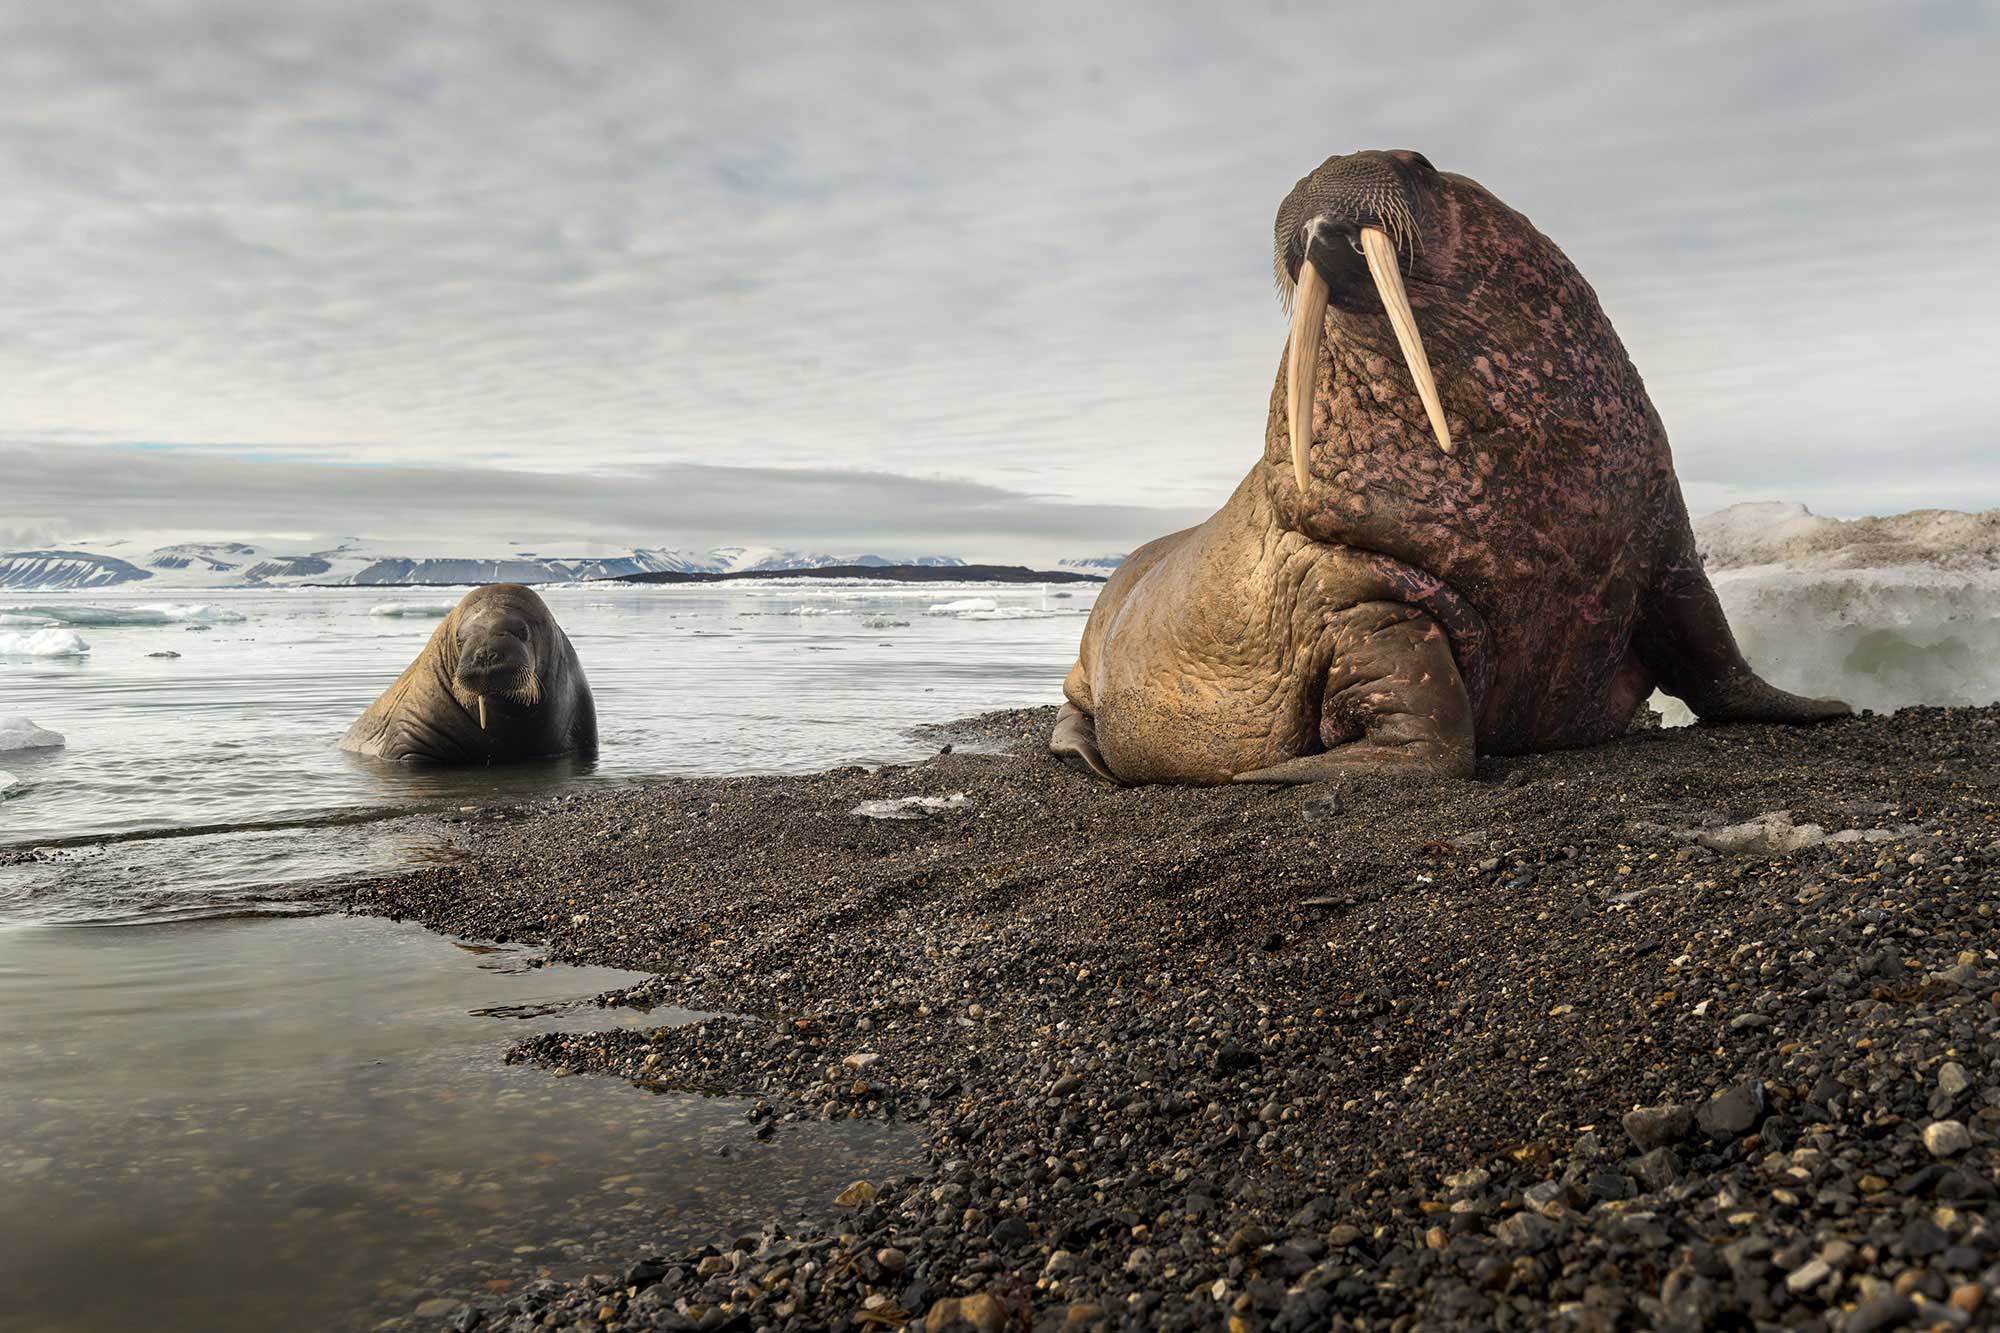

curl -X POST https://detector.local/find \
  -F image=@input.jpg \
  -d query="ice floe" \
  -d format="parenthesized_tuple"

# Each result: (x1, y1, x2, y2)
(0, 603, 243, 627)
(851, 793, 969, 820)
(367, 603, 456, 618)
(926, 597, 998, 616)
(0, 628, 90, 657)
(0, 718, 66, 751)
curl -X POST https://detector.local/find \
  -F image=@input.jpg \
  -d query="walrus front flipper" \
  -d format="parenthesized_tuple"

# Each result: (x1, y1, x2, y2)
(1051, 703, 1120, 783)
(1236, 601, 1475, 784)
(1637, 558, 1850, 726)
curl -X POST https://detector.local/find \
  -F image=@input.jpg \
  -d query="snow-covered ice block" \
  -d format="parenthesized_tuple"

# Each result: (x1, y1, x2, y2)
(0, 628, 89, 657)
(0, 717, 66, 750)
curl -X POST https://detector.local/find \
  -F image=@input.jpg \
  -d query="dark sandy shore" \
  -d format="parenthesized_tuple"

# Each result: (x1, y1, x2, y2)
(338, 704, 2000, 1332)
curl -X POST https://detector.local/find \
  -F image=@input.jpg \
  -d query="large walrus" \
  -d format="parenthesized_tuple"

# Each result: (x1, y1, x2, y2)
(341, 584, 597, 764)
(1055, 149, 1847, 785)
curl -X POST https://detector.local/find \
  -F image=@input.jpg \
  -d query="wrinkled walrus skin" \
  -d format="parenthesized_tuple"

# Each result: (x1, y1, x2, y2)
(1056, 150, 1847, 786)
(340, 584, 596, 765)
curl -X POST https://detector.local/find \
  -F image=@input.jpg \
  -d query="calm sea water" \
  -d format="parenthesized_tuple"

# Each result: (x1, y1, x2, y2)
(0, 580, 1079, 1332)
(0, 580, 1096, 923)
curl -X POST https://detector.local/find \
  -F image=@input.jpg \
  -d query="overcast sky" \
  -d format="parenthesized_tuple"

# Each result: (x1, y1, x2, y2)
(3, 0, 1994, 558)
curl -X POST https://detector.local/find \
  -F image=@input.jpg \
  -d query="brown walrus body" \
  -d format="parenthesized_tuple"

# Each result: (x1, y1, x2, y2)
(340, 584, 596, 765)
(1056, 150, 1847, 785)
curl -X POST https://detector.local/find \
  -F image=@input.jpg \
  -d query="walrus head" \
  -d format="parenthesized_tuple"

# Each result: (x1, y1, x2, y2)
(448, 588, 545, 729)
(1274, 149, 1460, 493)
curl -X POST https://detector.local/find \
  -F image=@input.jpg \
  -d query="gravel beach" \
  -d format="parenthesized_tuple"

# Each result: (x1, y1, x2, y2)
(340, 704, 2000, 1332)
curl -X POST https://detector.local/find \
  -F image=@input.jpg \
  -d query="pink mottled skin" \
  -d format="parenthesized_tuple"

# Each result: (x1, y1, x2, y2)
(1265, 168, 1676, 749)
(1056, 151, 1846, 785)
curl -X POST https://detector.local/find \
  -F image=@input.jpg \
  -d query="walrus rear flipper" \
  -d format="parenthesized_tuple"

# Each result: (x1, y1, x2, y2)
(1636, 551, 1850, 726)
(1051, 703, 1120, 783)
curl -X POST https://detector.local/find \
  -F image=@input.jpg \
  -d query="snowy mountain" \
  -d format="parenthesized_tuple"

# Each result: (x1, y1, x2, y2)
(0, 538, 968, 590)
(1059, 553, 1128, 572)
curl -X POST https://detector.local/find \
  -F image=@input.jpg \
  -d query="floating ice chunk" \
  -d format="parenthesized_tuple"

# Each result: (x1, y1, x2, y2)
(860, 615, 911, 629)
(784, 606, 849, 617)
(368, 603, 455, 618)
(148, 650, 182, 659)
(0, 628, 89, 657)
(926, 597, 998, 616)
(0, 772, 16, 795)
(959, 607, 1055, 621)
(0, 603, 242, 627)
(851, 793, 969, 820)
(0, 717, 66, 750)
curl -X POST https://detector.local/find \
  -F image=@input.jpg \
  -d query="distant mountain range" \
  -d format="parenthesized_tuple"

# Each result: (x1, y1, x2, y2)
(0, 539, 983, 591)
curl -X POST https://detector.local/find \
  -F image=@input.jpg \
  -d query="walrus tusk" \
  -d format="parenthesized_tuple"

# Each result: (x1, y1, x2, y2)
(1358, 225, 1453, 455)
(1286, 259, 1331, 495)
(477, 696, 487, 730)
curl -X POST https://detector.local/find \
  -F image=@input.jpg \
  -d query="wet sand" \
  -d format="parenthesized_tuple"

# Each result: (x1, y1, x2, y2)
(338, 704, 2000, 1331)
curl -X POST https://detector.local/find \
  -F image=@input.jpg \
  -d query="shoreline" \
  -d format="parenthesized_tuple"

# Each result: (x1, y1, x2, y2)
(335, 704, 2000, 1331)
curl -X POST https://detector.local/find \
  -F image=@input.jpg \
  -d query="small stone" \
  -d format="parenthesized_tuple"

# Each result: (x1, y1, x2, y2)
(1494, 1211, 1556, 1250)
(1065, 1302, 1105, 1324)
(1924, 1120, 1972, 1159)
(835, 1179, 878, 1206)
(1785, 1257, 1832, 1294)
(1949, 1284, 1985, 1315)
(1631, 1146, 1681, 1193)
(1124, 1246, 1156, 1273)
(1621, 1104, 1693, 1151)
(1844, 1292, 1917, 1333)
(696, 1254, 731, 1276)
(1226, 1224, 1269, 1256)
(1325, 1224, 1363, 1247)
(413, 1299, 459, 1319)
(876, 1247, 907, 1273)
(1695, 1080, 1766, 1140)
(1936, 1062, 1972, 1099)
(1043, 1249, 1078, 1277)
(842, 1052, 881, 1070)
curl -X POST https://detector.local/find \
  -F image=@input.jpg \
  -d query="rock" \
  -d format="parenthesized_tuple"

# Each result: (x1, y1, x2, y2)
(623, 1258, 668, 1288)
(876, 1247, 908, 1274)
(1936, 1062, 1971, 1099)
(925, 1292, 1008, 1332)
(1631, 1146, 1681, 1193)
(1844, 1291, 1917, 1333)
(1043, 1249, 1078, 1277)
(1695, 1080, 1766, 1141)
(1949, 1284, 1985, 1315)
(1124, 1246, 1156, 1273)
(835, 1179, 878, 1206)
(413, 1298, 461, 1319)
(1923, 1120, 1972, 1158)
(1621, 1104, 1693, 1150)
(842, 1052, 881, 1070)
(1696, 811, 1826, 855)
(988, 1215, 1030, 1249)
(1494, 1211, 1556, 1250)
(1212, 1041, 1258, 1074)
(1785, 1257, 1832, 1294)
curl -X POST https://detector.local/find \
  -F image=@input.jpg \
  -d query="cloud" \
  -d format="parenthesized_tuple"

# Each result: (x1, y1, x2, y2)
(0, 443, 1203, 561)
(0, 0, 1992, 532)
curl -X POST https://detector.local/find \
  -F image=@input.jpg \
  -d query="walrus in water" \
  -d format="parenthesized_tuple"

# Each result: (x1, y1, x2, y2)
(340, 584, 596, 764)
(1054, 149, 1848, 785)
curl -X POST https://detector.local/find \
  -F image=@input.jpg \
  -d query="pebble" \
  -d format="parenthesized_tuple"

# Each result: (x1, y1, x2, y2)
(1923, 1120, 1972, 1158)
(1620, 1103, 1692, 1151)
(1935, 1062, 1971, 1099)
(1694, 1080, 1766, 1140)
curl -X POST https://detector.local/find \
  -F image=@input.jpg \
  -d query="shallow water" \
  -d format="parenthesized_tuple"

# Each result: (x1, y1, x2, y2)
(0, 582, 1054, 1331)
(0, 915, 922, 1333)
